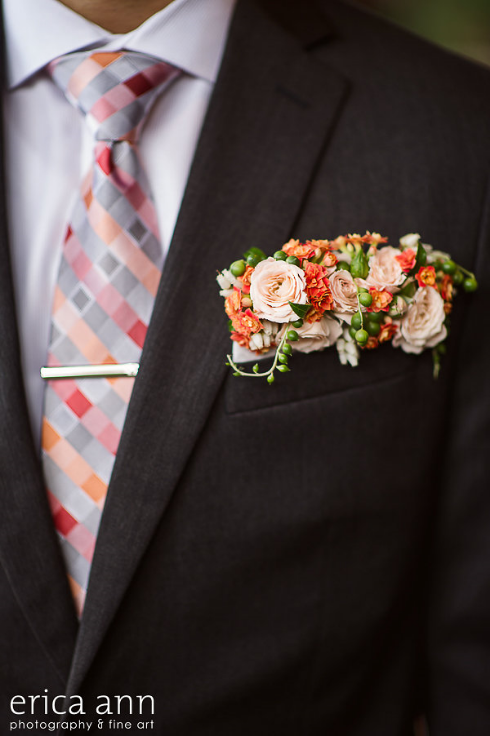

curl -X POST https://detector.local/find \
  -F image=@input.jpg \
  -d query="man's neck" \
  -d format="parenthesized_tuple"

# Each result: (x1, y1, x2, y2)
(57, 0, 175, 33)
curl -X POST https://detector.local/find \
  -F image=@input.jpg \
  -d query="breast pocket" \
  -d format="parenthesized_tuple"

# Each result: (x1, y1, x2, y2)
(225, 343, 420, 414)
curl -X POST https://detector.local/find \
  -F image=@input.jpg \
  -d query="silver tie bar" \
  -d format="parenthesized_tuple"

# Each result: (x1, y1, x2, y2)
(40, 363, 140, 380)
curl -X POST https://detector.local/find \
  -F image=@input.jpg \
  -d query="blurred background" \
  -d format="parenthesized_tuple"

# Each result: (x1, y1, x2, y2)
(355, 0, 490, 67)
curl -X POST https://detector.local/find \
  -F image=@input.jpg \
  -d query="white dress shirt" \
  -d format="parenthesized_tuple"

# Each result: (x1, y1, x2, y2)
(2, 0, 237, 445)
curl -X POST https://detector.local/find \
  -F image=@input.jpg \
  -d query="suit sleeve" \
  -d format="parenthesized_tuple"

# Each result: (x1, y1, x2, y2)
(426, 171, 490, 735)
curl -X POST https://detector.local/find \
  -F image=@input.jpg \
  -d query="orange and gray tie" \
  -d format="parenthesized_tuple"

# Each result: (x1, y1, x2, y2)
(42, 51, 180, 617)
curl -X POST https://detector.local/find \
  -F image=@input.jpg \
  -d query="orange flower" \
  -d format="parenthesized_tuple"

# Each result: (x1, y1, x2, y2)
(230, 331, 250, 349)
(362, 232, 388, 246)
(303, 261, 333, 321)
(237, 265, 254, 294)
(378, 319, 398, 343)
(416, 265, 437, 288)
(343, 232, 388, 246)
(395, 248, 416, 273)
(321, 251, 338, 269)
(439, 274, 454, 302)
(231, 308, 263, 337)
(306, 238, 332, 255)
(282, 239, 316, 262)
(225, 288, 242, 318)
(367, 287, 393, 313)
(364, 336, 379, 350)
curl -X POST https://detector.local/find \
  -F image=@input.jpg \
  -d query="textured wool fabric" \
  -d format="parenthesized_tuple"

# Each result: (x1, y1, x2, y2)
(42, 51, 179, 615)
(0, 1, 489, 734)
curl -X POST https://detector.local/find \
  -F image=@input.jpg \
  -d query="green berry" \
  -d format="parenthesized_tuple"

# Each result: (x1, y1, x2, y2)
(230, 259, 246, 277)
(463, 277, 478, 293)
(286, 255, 301, 267)
(292, 319, 303, 328)
(442, 260, 456, 275)
(368, 311, 384, 323)
(282, 344, 293, 356)
(453, 270, 464, 286)
(267, 374, 275, 385)
(366, 321, 381, 337)
(358, 292, 373, 308)
(351, 312, 362, 331)
(355, 329, 369, 345)
(287, 330, 299, 341)
(277, 365, 290, 373)
(278, 353, 288, 364)
(273, 250, 287, 261)
(357, 286, 369, 293)
(246, 253, 261, 267)
(349, 325, 357, 340)
(253, 363, 259, 373)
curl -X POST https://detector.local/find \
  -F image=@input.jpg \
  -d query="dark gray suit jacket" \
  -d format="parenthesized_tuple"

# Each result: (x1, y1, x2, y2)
(0, 0, 489, 733)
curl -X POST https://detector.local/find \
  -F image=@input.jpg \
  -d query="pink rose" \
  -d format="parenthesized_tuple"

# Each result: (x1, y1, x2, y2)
(278, 315, 343, 353)
(250, 257, 307, 323)
(393, 286, 447, 354)
(329, 269, 359, 313)
(367, 246, 405, 293)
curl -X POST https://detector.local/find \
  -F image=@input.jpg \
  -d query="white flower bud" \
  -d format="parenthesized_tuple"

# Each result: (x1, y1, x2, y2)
(217, 272, 231, 290)
(249, 332, 264, 351)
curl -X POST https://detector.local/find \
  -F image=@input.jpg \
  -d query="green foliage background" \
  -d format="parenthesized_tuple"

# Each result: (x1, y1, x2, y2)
(356, 0, 490, 66)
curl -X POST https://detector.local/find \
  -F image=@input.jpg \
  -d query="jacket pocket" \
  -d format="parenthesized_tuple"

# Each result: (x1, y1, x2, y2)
(225, 344, 420, 414)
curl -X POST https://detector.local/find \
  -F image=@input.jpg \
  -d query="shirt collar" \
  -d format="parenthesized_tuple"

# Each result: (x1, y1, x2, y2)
(3, 0, 237, 89)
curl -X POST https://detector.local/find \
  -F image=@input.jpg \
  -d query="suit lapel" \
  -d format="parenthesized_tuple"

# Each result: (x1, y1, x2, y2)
(0, 61, 79, 682)
(67, 0, 349, 694)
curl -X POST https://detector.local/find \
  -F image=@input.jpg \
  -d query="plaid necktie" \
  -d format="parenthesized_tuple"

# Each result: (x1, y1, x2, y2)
(42, 51, 180, 617)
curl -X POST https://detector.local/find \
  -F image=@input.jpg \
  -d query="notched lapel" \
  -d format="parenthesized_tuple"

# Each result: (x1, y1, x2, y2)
(0, 338, 79, 684)
(67, 0, 350, 694)
(0, 103, 78, 683)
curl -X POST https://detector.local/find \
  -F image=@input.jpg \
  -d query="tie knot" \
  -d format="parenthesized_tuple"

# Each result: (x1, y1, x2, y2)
(48, 51, 180, 143)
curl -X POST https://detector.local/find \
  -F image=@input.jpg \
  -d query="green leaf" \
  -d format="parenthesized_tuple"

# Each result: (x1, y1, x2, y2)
(400, 281, 417, 298)
(414, 240, 427, 270)
(288, 302, 310, 319)
(350, 247, 369, 279)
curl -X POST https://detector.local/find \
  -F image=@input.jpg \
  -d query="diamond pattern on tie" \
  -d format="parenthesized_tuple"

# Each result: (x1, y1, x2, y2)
(42, 52, 180, 617)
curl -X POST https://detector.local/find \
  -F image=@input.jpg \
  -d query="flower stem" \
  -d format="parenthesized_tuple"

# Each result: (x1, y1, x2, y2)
(226, 328, 290, 379)
(457, 265, 476, 279)
(356, 288, 364, 328)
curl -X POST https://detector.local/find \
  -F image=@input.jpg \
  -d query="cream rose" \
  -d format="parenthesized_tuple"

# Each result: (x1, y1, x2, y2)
(278, 315, 342, 354)
(399, 233, 421, 249)
(367, 246, 405, 293)
(250, 257, 307, 323)
(393, 286, 447, 354)
(329, 269, 359, 313)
